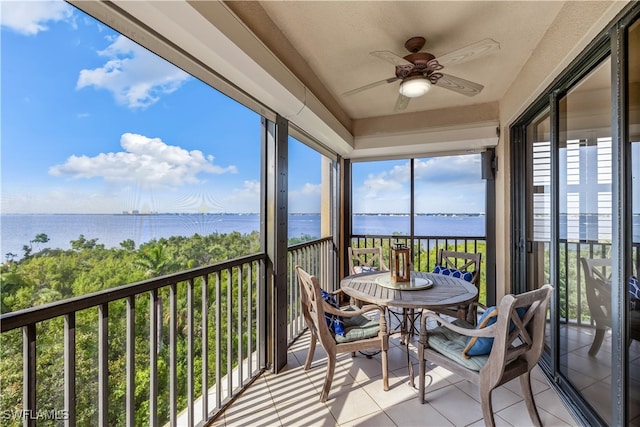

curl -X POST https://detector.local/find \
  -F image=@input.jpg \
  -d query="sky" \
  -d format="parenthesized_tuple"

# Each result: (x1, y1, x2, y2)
(0, 0, 486, 216)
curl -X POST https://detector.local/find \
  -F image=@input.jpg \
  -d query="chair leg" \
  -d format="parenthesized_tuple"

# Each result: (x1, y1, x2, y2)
(381, 348, 389, 391)
(479, 387, 495, 427)
(520, 371, 542, 427)
(466, 304, 478, 326)
(304, 331, 317, 370)
(588, 328, 606, 356)
(320, 352, 336, 402)
(418, 342, 425, 403)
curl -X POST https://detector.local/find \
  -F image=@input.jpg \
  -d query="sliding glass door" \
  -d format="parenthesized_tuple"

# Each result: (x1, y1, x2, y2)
(515, 6, 640, 425)
(556, 58, 612, 423)
(627, 17, 640, 423)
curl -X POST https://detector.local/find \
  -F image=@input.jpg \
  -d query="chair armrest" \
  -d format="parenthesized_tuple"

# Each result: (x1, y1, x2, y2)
(420, 309, 496, 339)
(323, 302, 385, 319)
(326, 288, 345, 297)
(470, 301, 489, 311)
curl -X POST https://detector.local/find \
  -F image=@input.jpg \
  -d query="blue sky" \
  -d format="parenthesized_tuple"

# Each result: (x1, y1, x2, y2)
(352, 156, 484, 214)
(1, 1, 485, 216)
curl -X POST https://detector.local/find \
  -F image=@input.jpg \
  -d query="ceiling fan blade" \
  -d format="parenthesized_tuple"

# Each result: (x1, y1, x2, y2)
(436, 73, 484, 96)
(393, 94, 410, 112)
(436, 38, 500, 67)
(371, 50, 412, 66)
(342, 77, 399, 97)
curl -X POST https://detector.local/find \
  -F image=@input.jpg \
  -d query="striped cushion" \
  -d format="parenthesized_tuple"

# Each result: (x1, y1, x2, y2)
(427, 319, 490, 371)
(334, 307, 381, 343)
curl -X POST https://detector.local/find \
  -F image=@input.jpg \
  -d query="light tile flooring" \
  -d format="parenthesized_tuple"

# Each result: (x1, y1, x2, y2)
(556, 323, 640, 425)
(214, 331, 577, 426)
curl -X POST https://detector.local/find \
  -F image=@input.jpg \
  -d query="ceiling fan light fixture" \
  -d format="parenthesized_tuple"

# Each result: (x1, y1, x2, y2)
(399, 77, 431, 98)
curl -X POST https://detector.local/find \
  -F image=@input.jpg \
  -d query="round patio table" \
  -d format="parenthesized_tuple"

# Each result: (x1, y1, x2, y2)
(340, 270, 478, 387)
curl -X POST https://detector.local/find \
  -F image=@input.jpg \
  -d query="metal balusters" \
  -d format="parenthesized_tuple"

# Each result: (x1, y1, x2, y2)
(23, 323, 36, 427)
(126, 296, 135, 427)
(258, 258, 266, 369)
(247, 263, 253, 377)
(215, 271, 222, 410)
(0, 253, 273, 425)
(149, 289, 158, 427)
(64, 313, 76, 427)
(237, 266, 243, 386)
(187, 279, 194, 427)
(226, 268, 233, 396)
(98, 303, 108, 427)
(169, 283, 177, 426)
(201, 274, 209, 421)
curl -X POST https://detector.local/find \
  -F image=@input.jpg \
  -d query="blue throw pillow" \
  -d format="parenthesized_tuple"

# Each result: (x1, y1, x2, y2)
(462, 306, 498, 357)
(321, 290, 345, 336)
(629, 276, 640, 299)
(462, 306, 530, 358)
(433, 264, 474, 283)
(630, 277, 640, 310)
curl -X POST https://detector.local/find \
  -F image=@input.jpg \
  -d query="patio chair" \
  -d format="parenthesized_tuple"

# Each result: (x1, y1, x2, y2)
(295, 265, 389, 402)
(580, 257, 640, 356)
(348, 246, 388, 274)
(418, 284, 553, 427)
(432, 249, 482, 324)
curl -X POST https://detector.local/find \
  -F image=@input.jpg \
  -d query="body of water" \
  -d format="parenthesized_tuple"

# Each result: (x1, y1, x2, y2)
(4, 213, 640, 260)
(1, 213, 488, 259)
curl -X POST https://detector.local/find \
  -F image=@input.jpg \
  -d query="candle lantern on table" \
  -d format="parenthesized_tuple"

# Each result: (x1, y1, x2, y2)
(390, 243, 411, 283)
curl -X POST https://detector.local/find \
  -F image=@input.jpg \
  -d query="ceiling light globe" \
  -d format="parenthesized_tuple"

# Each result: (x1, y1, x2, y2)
(399, 78, 431, 98)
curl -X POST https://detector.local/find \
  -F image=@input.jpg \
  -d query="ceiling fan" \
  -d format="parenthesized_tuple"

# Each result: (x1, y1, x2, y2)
(343, 36, 500, 111)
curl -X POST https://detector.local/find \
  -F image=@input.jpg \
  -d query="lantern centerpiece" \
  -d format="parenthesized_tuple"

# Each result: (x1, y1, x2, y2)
(390, 242, 411, 283)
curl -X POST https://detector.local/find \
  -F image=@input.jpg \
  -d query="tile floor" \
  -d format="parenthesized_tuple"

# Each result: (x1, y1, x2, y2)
(214, 331, 577, 426)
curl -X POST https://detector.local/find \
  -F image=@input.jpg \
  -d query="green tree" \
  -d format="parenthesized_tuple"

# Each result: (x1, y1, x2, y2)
(135, 244, 172, 277)
(120, 239, 136, 251)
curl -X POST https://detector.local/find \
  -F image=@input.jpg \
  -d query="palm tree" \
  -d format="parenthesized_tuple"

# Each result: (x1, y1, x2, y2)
(134, 244, 171, 278)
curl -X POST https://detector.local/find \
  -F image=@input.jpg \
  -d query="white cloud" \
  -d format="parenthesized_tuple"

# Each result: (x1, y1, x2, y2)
(76, 35, 190, 109)
(218, 180, 261, 213)
(291, 183, 321, 197)
(414, 156, 480, 183)
(288, 182, 321, 213)
(49, 133, 237, 188)
(359, 169, 406, 198)
(0, 0, 73, 35)
(353, 155, 484, 213)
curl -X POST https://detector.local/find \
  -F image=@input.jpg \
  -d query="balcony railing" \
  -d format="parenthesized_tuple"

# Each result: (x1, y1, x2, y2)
(350, 234, 640, 329)
(555, 239, 640, 326)
(2, 234, 635, 426)
(286, 237, 336, 344)
(0, 254, 266, 427)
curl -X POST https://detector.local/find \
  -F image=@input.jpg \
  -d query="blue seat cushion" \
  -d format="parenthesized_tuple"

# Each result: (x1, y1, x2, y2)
(427, 319, 490, 371)
(321, 290, 345, 336)
(433, 264, 473, 283)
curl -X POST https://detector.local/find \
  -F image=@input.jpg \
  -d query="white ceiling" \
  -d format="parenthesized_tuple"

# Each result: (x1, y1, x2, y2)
(226, 1, 565, 121)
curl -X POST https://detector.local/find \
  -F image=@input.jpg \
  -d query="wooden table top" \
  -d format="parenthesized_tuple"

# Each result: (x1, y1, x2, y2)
(340, 271, 478, 310)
